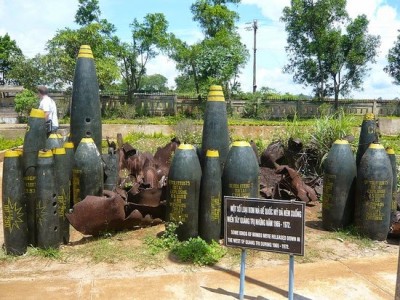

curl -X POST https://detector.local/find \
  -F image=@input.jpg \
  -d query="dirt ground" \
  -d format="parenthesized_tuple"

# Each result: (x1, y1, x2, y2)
(0, 156, 399, 284)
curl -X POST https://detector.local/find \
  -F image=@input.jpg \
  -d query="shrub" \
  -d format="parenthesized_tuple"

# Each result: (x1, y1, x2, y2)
(14, 89, 39, 121)
(102, 103, 136, 119)
(172, 237, 226, 266)
(144, 222, 227, 266)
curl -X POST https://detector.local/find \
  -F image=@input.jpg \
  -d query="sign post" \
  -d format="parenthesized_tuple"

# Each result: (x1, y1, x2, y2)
(224, 197, 305, 299)
(239, 248, 246, 300)
(289, 254, 294, 300)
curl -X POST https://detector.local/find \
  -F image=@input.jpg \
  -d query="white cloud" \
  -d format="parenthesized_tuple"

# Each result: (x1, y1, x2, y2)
(146, 55, 178, 89)
(241, 0, 290, 22)
(346, 0, 383, 19)
(239, 0, 400, 98)
(349, 3, 400, 99)
(1, 0, 400, 98)
(0, 0, 77, 57)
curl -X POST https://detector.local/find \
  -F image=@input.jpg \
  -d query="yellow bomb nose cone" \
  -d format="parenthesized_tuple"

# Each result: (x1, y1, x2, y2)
(78, 45, 94, 59)
(207, 85, 225, 102)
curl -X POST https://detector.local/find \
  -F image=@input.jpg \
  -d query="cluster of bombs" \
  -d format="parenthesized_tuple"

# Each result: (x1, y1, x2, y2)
(3, 43, 394, 257)
(2, 44, 261, 255)
(2, 45, 105, 255)
(322, 112, 397, 241)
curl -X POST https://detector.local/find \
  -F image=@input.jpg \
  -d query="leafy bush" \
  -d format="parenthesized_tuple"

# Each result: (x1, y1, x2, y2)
(102, 103, 136, 119)
(14, 89, 39, 121)
(144, 222, 179, 254)
(0, 137, 24, 151)
(172, 237, 226, 266)
(144, 222, 227, 266)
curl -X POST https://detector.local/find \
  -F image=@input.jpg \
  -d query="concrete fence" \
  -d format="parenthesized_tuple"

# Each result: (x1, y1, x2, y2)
(96, 94, 400, 118)
(1, 89, 400, 122)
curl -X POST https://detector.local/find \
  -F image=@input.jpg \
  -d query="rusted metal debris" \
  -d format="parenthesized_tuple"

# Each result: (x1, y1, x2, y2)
(69, 136, 323, 236)
(259, 139, 321, 205)
(275, 165, 318, 205)
(66, 192, 126, 236)
(66, 190, 166, 236)
(67, 137, 178, 236)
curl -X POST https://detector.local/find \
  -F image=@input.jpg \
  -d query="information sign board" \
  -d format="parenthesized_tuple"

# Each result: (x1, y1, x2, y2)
(224, 197, 305, 255)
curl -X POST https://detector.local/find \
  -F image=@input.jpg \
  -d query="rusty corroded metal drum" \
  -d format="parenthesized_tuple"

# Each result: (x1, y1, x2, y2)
(201, 85, 230, 169)
(36, 150, 59, 249)
(22, 108, 47, 246)
(322, 140, 356, 230)
(166, 144, 202, 241)
(355, 143, 392, 240)
(70, 45, 102, 151)
(356, 113, 377, 166)
(53, 148, 70, 244)
(199, 149, 222, 242)
(72, 137, 104, 205)
(2, 150, 28, 255)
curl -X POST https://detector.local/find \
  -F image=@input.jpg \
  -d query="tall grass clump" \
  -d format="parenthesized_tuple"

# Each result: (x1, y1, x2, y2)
(275, 109, 357, 176)
(309, 108, 357, 166)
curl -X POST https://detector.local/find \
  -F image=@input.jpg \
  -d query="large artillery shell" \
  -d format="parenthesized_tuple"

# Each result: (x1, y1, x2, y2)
(355, 143, 392, 240)
(199, 149, 222, 242)
(72, 137, 104, 204)
(222, 141, 260, 199)
(22, 108, 47, 246)
(36, 150, 59, 249)
(70, 45, 102, 151)
(2, 150, 28, 255)
(45, 133, 63, 150)
(53, 148, 70, 244)
(221, 141, 260, 237)
(322, 140, 356, 230)
(356, 113, 378, 166)
(386, 147, 398, 221)
(166, 144, 202, 241)
(201, 85, 230, 169)
(63, 141, 74, 208)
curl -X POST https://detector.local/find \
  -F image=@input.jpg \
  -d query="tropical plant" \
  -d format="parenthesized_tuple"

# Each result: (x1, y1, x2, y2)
(0, 33, 23, 85)
(384, 30, 400, 85)
(14, 89, 39, 120)
(281, 0, 380, 109)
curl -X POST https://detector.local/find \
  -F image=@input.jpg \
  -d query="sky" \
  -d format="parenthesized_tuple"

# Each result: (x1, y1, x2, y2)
(1, 0, 400, 99)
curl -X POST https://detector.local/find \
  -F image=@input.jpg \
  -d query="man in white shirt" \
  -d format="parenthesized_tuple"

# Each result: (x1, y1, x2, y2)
(37, 85, 59, 133)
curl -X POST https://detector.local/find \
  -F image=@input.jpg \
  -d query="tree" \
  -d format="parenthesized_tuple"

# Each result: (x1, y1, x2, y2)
(139, 74, 169, 92)
(75, 0, 101, 25)
(117, 13, 172, 101)
(174, 74, 197, 94)
(44, 0, 119, 89)
(7, 54, 49, 90)
(384, 30, 400, 85)
(14, 89, 39, 120)
(168, 0, 248, 99)
(0, 33, 23, 85)
(281, 0, 380, 108)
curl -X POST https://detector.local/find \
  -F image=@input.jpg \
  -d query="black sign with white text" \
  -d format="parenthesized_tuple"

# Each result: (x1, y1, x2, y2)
(224, 197, 305, 256)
